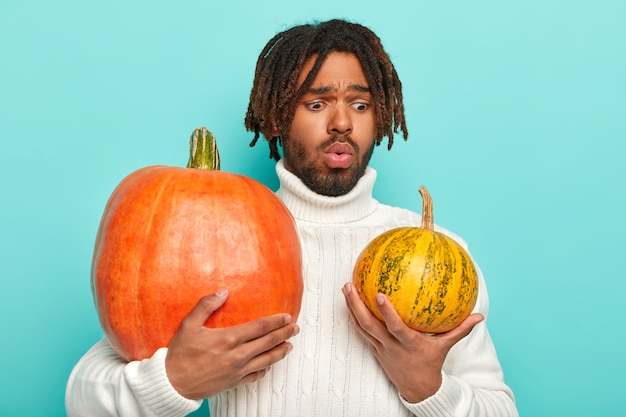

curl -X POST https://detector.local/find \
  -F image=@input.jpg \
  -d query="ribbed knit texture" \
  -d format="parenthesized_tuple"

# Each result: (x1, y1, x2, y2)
(66, 342, 201, 416)
(66, 160, 517, 417)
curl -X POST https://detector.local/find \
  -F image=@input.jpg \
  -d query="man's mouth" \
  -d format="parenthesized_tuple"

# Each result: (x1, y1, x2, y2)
(324, 142, 354, 168)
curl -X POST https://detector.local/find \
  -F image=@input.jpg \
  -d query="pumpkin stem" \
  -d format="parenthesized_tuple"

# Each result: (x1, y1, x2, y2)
(419, 185, 434, 231)
(187, 127, 221, 170)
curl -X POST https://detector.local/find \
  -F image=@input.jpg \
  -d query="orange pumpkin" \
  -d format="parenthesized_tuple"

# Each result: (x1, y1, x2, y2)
(92, 127, 303, 362)
(353, 186, 478, 333)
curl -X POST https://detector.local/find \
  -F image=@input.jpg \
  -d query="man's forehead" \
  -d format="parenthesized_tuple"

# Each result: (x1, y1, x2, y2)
(297, 52, 367, 89)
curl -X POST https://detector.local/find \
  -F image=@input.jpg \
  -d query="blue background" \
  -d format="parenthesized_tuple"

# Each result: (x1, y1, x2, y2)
(1, 1, 625, 416)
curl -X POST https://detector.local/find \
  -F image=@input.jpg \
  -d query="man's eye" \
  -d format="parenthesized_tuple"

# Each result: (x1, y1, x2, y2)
(307, 102, 324, 110)
(353, 102, 369, 111)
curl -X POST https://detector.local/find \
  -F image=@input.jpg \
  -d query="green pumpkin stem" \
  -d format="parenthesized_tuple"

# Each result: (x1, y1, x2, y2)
(419, 185, 434, 231)
(187, 127, 221, 170)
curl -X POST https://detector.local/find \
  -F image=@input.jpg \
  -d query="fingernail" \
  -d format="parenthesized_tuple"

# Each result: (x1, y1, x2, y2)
(376, 293, 386, 306)
(215, 287, 228, 298)
(293, 325, 300, 336)
(343, 283, 352, 294)
(284, 314, 292, 324)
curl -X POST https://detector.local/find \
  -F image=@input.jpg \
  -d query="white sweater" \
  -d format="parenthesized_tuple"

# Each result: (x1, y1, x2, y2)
(66, 161, 517, 417)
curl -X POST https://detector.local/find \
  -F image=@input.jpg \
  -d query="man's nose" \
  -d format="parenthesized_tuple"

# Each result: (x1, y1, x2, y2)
(328, 105, 353, 135)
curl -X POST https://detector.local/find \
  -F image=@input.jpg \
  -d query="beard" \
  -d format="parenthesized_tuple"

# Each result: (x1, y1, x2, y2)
(281, 135, 375, 197)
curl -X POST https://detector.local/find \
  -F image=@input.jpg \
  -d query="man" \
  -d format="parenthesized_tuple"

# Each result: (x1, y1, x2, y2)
(66, 19, 518, 416)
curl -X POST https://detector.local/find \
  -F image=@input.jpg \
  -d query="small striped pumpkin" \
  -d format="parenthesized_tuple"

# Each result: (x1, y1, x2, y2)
(353, 186, 478, 333)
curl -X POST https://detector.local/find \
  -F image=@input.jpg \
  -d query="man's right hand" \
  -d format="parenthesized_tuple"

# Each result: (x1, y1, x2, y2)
(164, 288, 299, 400)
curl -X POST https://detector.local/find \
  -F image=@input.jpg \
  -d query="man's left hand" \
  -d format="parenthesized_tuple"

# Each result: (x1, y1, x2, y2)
(342, 282, 484, 403)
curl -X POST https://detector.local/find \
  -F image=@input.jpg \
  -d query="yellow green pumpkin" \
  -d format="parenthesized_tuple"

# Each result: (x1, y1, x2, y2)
(353, 186, 478, 333)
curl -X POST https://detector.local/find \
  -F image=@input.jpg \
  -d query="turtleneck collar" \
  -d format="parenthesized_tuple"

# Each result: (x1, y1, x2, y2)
(275, 159, 379, 224)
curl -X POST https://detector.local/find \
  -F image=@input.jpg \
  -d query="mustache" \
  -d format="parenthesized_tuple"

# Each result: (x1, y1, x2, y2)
(320, 135, 359, 151)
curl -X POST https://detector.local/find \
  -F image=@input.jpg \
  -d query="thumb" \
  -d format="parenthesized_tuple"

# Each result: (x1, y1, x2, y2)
(184, 287, 229, 326)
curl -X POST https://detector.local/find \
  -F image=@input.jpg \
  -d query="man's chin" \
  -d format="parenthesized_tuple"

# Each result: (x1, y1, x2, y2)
(304, 172, 361, 197)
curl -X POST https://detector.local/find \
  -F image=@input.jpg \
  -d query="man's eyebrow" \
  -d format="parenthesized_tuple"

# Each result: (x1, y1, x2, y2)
(305, 84, 371, 94)
(350, 84, 371, 93)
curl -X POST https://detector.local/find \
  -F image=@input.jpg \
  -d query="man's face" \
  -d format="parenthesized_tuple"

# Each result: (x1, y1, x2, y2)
(280, 52, 377, 197)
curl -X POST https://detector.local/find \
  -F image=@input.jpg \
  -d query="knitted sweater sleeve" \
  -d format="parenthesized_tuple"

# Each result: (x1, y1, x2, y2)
(65, 338, 202, 417)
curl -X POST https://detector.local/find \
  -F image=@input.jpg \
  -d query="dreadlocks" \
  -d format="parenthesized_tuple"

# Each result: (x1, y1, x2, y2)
(244, 19, 409, 161)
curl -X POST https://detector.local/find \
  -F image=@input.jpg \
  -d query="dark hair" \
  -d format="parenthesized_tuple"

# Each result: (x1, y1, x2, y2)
(245, 19, 409, 161)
